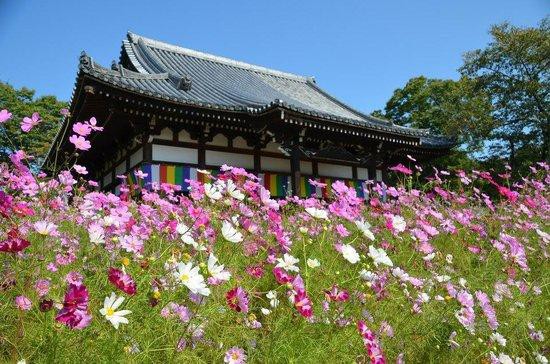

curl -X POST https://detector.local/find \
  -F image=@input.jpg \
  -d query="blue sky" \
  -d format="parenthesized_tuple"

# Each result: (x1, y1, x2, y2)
(0, 0, 546, 113)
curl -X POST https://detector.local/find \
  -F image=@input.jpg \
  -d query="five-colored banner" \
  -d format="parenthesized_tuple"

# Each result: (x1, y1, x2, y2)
(125, 163, 367, 198)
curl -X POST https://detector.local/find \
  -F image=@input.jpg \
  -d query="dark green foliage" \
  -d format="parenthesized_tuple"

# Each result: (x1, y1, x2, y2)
(0, 81, 68, 167)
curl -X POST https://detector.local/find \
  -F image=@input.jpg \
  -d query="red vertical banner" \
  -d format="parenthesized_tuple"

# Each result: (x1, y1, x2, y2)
(160, 165, 167, 184)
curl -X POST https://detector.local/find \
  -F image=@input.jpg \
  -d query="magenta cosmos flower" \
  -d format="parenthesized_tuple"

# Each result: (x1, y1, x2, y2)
(108, 267, 137, 295)
(357, 320, 386, 364)
(0, 229, 30, 253)
(292, 275, 313, 318)
(55, 284, 91, 329)
(225, 286, 249, 313)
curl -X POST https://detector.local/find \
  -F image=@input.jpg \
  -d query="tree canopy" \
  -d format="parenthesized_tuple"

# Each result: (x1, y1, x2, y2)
(460, 17, 549, 172)
(0, 81, 68, 167)
(374, 17, 549, 175)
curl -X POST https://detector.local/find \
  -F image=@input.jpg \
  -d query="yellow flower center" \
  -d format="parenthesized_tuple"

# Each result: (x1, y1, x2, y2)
(180, 274, 189, 282)
(231, 353, 239, 360)
(121, 257, 130, 266)
(106, 307, 115, 316)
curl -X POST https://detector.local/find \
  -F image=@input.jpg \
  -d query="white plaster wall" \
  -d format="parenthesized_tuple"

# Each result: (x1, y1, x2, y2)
(376, 169, 383, 181)
(152, 145, 198, 164)
(207, 133, 228, 147)
(153, 127, 173, 141)
(357, 167, 369, 180)
(130, 147, 143, 168)
(300, 161, 313, 175)
(115, 161, 126, 176)
(178, 129, 196, 143)
(233, 136, 252, 149)
(263, 141, 283, 154)
(103, 173, 112, 187)
(318, 163, 353, 179)
(206, 151, 254, 169)
(261, 157, 290, 173)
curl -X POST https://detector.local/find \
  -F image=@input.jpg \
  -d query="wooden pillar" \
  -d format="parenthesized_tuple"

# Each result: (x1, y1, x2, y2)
(368, 166, 376, 181)
(143, 134, 152, 163)
(198, 134, 206, 169)
(312, 160, 318, 177)
(290, 145, 301, 196)
(352, 165, 358, 180)
(253, 146, 261, 174)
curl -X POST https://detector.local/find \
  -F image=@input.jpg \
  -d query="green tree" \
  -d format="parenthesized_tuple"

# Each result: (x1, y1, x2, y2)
(0, 81, 68, 167)
(460, 17, 550, 172)
(374, 76, 494, 153)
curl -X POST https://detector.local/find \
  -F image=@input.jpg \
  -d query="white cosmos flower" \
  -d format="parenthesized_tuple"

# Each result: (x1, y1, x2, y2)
(307, 258, 320, 268)
(275, 253, 300, 272)
(173, 262, 211, 296)
(266, 290, 279, 308)
(204, 183, 222, 200)
(99, 292, 131, 329)
(176, 223, 196, 246)
(34, 221, 57, 236)
(341, 244, 360, 264)
(423, 252, 436, 261)
(88, 224, 105, 244)
(368, 245, 393, 267)
(221, 220, 243, 243)
(355, 219, 375, 241)
(207, 254, 231, 282)
(490, 332, 507, 347)
(305, 207, 328, 220)
(226, 180, 245, 200)
(261, 308, 271, 315)
(391, 215, 407, 233)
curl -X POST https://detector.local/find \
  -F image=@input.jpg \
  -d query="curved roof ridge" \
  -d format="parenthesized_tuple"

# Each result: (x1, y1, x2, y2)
(127, 32, 311, 83)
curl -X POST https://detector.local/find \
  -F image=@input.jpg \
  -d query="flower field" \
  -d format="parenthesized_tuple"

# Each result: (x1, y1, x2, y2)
(0, 112, 549, 363)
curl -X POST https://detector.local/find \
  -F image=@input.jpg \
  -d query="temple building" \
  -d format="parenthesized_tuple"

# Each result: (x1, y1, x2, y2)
(45, 32, 453, 197)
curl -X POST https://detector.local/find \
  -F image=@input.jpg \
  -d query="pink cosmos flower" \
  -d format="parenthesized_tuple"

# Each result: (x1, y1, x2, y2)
(226, 286, 249, 313)
(73, 164, 88, 175)
(69, 134, 91, 151)
(35, 279, 51, 297)
(21, 112, 41, 132)
(15, 295, 32, 311)
(335, 224, 350, 237)
(120, 234, 144, 254)
(72, 122, 92, 136)
(0, 109, 12, 123)
(86, 117, 103, 131)
(224, 347, 247, 364)
(55, 284, 91, 329)
(60, 108, 70, 116)
(134, 169, 148, 179)
(108, 267, 137, 295)
(389, 163, 412, 175)
(65, 271, 84, 286)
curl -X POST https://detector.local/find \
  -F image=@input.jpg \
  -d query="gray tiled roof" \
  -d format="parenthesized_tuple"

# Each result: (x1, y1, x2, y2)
(78, 32, 454, 148)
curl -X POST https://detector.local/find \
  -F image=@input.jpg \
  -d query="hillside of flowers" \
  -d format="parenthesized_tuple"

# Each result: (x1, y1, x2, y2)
(0, 110, 549, 363)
